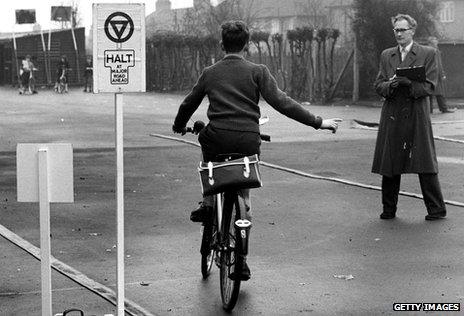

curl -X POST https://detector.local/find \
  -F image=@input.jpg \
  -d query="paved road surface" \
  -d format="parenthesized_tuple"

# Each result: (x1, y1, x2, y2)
(1, 87, 463, 315)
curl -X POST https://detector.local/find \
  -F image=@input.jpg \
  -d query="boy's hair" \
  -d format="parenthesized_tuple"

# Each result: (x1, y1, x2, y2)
(221, 20, 250, 53)
(391, 14, 417, 30)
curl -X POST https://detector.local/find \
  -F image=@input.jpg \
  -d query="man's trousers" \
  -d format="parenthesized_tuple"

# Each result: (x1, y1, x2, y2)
(382, 173, 446, 215)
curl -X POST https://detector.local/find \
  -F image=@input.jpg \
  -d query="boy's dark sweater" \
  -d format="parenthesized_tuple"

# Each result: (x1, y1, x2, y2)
(174, 55, 322, 133)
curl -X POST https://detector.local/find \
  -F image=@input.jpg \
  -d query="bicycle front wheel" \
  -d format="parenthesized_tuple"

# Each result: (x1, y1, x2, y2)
(219, 192, 243, 311)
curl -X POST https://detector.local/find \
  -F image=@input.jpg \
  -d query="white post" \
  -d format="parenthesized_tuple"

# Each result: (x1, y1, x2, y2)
(115, 93, 125, 316)
(38, 149, 52, 316)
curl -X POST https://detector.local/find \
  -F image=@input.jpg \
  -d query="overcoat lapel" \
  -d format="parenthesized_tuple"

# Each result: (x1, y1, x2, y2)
(389, 48, 401, 71)
(399, 42, 419, 67)
(389, 42, 420, 71)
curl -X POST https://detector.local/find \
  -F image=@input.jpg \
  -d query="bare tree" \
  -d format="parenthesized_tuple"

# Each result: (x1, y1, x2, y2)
(181, 0, 259, 37)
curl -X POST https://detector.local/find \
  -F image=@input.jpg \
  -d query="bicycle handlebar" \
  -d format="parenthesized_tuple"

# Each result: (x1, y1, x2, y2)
(184, 120, 271, 142)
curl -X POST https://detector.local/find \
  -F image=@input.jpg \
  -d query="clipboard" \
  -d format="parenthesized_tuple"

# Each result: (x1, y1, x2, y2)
(396, 66, 426, 82)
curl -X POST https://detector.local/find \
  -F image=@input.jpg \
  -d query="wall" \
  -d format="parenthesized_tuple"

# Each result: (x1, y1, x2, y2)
(440, 42, 464, 97)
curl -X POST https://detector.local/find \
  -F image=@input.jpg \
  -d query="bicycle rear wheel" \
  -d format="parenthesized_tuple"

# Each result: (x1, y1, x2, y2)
(220, 192, 243, 311)
(201, 208, 216, 279)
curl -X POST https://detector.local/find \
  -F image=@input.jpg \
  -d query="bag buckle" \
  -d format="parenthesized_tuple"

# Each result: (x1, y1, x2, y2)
(208, 161, 214, 185)
(243, 156, 250, 178)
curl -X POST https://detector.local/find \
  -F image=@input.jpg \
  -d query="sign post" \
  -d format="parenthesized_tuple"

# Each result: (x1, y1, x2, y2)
(93, 4, 145, 315)
(17, 143, 74, 316)
(115, 92, 124, 315)
(38, 149, 52, 316)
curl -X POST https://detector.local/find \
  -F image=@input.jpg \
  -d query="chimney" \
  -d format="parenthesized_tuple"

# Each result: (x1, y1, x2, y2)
(156, 0, 172, 11)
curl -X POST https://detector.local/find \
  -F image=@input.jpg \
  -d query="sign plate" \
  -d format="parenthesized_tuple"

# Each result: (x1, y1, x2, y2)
(93, 3, 145, 93)
(105, 49, 135, 84)
(17, 143, 74, 203)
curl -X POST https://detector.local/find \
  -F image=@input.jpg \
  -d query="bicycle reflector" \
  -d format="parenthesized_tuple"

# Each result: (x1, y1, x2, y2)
(235, 219, 252, 255)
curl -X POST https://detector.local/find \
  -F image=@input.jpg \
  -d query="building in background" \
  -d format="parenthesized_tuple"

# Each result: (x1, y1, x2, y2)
(431, 0, 464, 97)
(436, 0, 464, 41)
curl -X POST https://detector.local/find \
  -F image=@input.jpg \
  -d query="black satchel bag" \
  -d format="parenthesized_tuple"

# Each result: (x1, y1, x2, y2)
(198, 154, 262, 196)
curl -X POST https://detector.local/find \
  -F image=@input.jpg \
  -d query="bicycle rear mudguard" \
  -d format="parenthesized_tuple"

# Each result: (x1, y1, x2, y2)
(235, 219, 252, 256)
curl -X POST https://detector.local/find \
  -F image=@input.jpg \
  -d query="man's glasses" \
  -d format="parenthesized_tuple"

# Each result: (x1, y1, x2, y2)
(393, 28, 411, 33)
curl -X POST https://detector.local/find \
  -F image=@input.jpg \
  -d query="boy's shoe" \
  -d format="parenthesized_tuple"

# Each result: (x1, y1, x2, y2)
(229, 261, 251, 281)
(380, 211, 396, 219)
(190, 203, 211, 223)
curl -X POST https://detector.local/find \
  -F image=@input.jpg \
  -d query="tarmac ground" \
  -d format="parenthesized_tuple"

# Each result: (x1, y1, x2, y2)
(0, 87, 463, 315)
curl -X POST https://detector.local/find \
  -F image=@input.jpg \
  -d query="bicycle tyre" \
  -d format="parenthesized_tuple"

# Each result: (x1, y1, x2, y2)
(57, 81, 64, 94)
(220, 192, 243, 311)
(201, 209, 216, 279)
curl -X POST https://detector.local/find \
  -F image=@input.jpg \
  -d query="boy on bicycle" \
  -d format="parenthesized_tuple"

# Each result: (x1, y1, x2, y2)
(19, 55, 33, 95)
(173, 20, 341, 279)
(55, 55, 70, 93)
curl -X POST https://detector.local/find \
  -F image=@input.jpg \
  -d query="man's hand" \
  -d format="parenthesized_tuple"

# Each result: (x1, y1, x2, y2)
(390, 76, 411, 88)
(172, 124, 187, 135)
(320, 118, 343, 133)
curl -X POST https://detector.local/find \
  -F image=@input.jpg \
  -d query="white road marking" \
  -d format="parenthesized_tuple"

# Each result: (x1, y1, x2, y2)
(438, 156, 464, 164)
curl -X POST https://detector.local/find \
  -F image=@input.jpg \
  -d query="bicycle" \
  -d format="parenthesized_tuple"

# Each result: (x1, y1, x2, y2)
(18, 67, 38, 95)
(56, 68, 71, 93)
(184, 119, 270, 311)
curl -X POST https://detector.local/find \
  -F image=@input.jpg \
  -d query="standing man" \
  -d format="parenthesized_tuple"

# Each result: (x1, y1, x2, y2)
(372, 14, 447, 221)
(427, 36, 455, 113)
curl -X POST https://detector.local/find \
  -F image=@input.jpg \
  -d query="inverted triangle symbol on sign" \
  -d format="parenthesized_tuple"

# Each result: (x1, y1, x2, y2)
(110, 21, 129, 40)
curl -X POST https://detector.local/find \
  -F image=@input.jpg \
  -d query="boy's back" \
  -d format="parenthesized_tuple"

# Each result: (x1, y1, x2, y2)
(175, 55, 322, 133)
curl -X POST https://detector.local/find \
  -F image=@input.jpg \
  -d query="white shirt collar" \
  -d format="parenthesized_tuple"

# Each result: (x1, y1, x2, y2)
(399, 41, 413, 53)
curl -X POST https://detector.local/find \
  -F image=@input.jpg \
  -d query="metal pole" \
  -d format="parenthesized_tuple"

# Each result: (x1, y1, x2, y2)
(40, 28, 51, 85)
(352, 34, 360, 102)
(71, 27, 81, 83)
(38, 149, 52, 316)
(115, 92, 125, 316)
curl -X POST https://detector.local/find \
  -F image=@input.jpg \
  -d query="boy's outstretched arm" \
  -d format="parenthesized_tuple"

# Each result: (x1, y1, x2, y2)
(173, 72, 207, 132)
(257, 65, 341, 131)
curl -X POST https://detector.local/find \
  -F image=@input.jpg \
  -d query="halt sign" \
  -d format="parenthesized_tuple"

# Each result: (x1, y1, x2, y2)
(93, 3, 145, 93)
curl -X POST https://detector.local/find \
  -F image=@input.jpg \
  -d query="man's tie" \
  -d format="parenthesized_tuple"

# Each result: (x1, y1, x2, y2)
(401, 48, 407, 62)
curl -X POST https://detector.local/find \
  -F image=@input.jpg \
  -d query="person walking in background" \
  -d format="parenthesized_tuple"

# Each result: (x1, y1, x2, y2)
(372, 14, 447, 221)
(427, 36, 455, 114)
(83, 56, 93, 92)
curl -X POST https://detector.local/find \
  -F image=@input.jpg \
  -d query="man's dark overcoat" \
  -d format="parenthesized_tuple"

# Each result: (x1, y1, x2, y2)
(372, 42, 439, 177)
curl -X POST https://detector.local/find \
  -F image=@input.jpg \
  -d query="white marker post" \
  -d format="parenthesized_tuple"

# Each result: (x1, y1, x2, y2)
(93, 4, 145, 315)
(38, 149, 52, 316)
(17, 143, 74, 316)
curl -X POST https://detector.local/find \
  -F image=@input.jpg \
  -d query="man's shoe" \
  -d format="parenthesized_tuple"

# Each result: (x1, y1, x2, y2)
(380, 211, 396, 219)
(229, 261, 251, 281)
(425, 212, 446, 221)
(190, 203, 211, 223)
(441, 108, 456, 113)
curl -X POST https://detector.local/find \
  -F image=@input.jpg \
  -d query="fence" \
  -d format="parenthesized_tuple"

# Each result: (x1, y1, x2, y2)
(145, 29, 354, 102)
